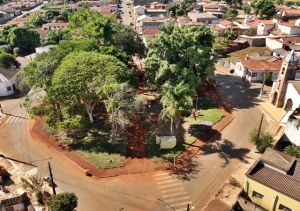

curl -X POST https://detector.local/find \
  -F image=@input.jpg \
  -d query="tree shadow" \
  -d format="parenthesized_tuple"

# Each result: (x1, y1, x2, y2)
(198, 138, 251, 167)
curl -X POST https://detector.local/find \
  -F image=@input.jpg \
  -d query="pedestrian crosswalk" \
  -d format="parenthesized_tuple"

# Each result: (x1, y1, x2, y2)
(215, 79, 232, 86)
(5, 113, 30, 124)
(155, 172, 194, 211)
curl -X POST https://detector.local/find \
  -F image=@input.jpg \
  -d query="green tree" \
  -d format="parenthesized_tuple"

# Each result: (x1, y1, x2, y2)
(43, 29, 71, 45)
(284, 145, 300, 158)
(160, 82, 195, 135)
(175, 0, 194, 16)
(7, 27, 40, 52)
(113, 24, 146, 58)
(243, 28, 256, 36)
(45, 10, 60, 22)
(0, 51, 17, 69)
(68, 9, 116, 44)
(285, 1, 294, 6)
(26, 14, 46, 28)
(198, 5, 203, 12)
(260, 72, 272, 82)
(144, 25, 216, 91)
(46, 192, 78, 211)
(249, 127, 274, 153)
(99, 45, 130, 65)
(0, 24, 17, 44)
(274, 0, 283, 4)
(51, 52, 133, 124)
(225, 0, 242, 6)
(98, 82, 143, 144)
(224, 8, 239, 18)
(251, 0, 276, 19)
(242, 4, 251, 14)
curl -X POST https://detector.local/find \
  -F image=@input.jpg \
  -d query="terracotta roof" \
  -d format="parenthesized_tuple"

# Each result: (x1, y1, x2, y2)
(280, 22, 298, 27)
(246, 19, 274, 27)
(282, 37, 300, 44)
(203, 2, 218, 8)
(284, 9, 300, 15)
(289, 80, 300, 95)
(218, 20, 232, 26)
(240, 57, 283, 71)
(35, 29, 48, 36)
(142, 28, 162, 35)
(246, 148, 300, 201)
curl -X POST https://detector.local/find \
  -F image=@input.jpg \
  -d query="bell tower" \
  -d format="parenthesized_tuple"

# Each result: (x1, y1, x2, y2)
(271, 49, 298, 108)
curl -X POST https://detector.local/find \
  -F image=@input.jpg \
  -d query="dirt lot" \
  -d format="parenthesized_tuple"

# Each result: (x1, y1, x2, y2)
(226, 46, 271, 61)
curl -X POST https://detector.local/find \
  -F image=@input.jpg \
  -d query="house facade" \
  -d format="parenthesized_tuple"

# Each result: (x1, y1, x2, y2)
(0, 57, 31, 96)
(241, 148, 300, 211)
(234, 56, 282, 82)
(281, 107, 300, 145)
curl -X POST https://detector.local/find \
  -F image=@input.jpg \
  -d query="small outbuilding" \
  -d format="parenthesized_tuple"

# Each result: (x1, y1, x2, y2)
(156, 136, 176, 149)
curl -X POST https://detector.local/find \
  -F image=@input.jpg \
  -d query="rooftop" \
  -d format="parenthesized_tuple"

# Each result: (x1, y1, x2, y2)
(246, 148, 300, 201)
(219, 20, 232, 26)
(142, 28, 162, 35)
(284, 9, 300, 15)
(0, 57, 30, 83)
(188, 12, 217, 19)
(241, 57, 283, 71)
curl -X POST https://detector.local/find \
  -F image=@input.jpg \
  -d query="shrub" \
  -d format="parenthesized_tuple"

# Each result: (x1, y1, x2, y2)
(46, 192, 78, 211)
(243, 28, 256, 36)
(35, 191, 43, 205)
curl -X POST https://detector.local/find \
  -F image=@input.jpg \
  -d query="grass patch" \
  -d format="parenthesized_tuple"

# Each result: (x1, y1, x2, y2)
(43, 117, 126, 169)
(71, 122, 126, 169)
(227, 46, 271, 60)
(145, 101, 224, 161)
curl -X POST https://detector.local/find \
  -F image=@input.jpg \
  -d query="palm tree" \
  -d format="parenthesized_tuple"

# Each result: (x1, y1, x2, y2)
(160, 82, 195, 136)
(284, 145, 300, 158)
(99, 17, 116, 45)
(44, 29, 71, 45)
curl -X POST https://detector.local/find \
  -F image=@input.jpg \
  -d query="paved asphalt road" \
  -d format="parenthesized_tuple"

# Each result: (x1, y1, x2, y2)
(0, 73, 272, 211)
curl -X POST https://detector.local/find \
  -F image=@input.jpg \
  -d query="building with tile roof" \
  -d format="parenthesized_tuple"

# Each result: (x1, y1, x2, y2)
(234, 56, 283, 82)
(241, 147, 300, 211)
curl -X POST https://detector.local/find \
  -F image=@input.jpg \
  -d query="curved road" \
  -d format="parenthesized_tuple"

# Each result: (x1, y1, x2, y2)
(0, 73, 272, 211)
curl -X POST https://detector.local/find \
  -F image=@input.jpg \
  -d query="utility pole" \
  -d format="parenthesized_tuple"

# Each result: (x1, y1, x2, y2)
(254, 113, 264, 153)
(48, 162, 56, 195)
(187, 204, 190, 211)
(259, 69, 267, 98)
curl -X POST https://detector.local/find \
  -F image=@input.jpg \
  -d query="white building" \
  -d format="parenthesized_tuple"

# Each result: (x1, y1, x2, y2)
(0, 57, 31, 96)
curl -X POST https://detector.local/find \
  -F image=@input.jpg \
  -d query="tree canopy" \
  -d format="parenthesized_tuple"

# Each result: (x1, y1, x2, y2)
(251, 0, 276, 19)
(46, 192, 78, 211)
(144, 25, 216, 90)
(7, 27, 40, 51)
(249, 127, 274, 153)
(0, 51, 17, 69)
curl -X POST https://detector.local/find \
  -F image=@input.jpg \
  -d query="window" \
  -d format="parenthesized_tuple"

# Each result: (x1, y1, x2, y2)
(279, 204, 292, 211)
(281, 67, 286, 75)
(252, 72, 257, 77)
(6, 86, 11, 91)
(252, 191, 264, 199)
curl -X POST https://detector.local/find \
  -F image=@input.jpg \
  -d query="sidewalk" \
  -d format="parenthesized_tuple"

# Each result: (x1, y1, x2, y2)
(0, 112, 7, 125)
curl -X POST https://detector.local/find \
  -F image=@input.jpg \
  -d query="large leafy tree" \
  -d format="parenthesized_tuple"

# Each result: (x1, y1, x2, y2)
(224, 8, 239, 18)
(284, 145, 300, 158)
(7, 27, 40, 52)
(68, 9, 116, 44)
(160, 82, 195, 135)
(51, 52, 133, 124)
(0, 51, 17, 69)
(26, 14, 46, 28)
(113, 25, 146, 58)
(0, 24, 17, 44)
(46, 192, 78, 211)
(144, 25, 216, 91)
(251, 0, 276, 19)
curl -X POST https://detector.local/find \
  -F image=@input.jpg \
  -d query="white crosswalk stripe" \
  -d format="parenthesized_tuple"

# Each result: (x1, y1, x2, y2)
(5, 114, 30, 124)
(215, 79, 232, 86)
(155, 172, 192, 211)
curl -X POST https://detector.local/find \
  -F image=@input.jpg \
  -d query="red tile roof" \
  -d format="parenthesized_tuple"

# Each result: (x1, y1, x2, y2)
(246, 148, 300, 201)
(35, 29, 48, 36)
(280, 22, 299, 27)
(142, 28, 162, 36)
(284, 9, 300, 15)
(241, 57, 283, 71)
(219, 20, 232, 26)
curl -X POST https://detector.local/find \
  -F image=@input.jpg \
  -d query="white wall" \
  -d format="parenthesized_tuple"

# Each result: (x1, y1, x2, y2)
(290, 27, 300, 35)
(284, 118, 300, 145)
(234, 61, 246, 78)
(278, 24, 291, 34)
(0, 74, 20, 96)
(285, 83, 300, 110)
(266, 37, 283, 50)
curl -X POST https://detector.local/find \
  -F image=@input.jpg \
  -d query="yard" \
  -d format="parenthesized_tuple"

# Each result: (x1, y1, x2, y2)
(144, 100, 224, 162)
(225, 46, 271, 63)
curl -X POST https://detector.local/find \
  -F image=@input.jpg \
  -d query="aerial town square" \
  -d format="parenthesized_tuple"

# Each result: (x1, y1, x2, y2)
(0, 0, 300, 210)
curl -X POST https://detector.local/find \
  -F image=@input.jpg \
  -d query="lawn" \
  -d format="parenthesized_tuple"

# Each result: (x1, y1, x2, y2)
(144, 101, 224, 162)
(43, 117, 126, 169)
(224, 46, 271, 63)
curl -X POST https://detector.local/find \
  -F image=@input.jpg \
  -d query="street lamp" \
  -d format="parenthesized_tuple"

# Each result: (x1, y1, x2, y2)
(259, 69, 267, 98)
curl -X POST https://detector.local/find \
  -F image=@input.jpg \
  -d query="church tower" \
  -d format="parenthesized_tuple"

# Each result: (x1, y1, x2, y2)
(271, 49, 298, 108)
